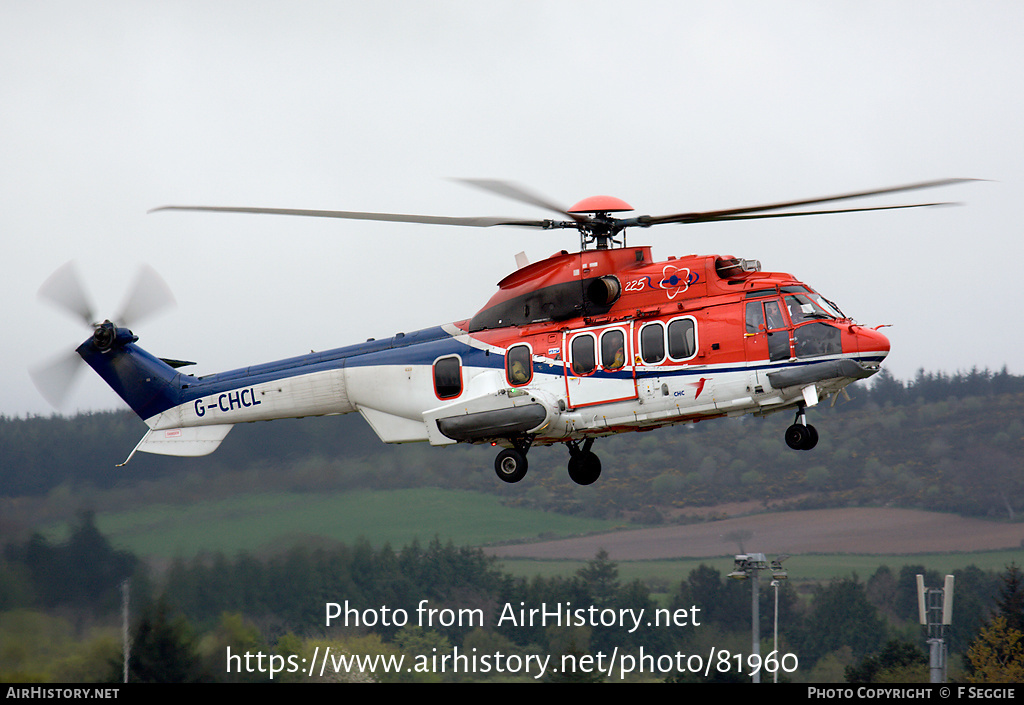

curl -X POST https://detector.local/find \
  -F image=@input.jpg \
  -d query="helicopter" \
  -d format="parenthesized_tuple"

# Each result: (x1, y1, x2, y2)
(33, 178, 973, 485)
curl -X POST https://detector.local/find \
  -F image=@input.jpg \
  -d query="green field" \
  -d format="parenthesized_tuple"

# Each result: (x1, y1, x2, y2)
(42, 488, 1022, 586)
(56, 488, 621, 559)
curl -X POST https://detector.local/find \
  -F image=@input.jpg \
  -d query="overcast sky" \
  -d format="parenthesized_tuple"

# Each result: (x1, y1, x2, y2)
(3, 2, 1022, 418)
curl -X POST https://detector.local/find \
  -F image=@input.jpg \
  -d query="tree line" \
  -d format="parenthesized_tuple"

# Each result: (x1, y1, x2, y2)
(3, 366, 1024, 523)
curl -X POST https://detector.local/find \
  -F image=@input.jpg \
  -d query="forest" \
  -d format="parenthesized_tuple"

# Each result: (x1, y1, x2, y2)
(2, 513, 1022, 682)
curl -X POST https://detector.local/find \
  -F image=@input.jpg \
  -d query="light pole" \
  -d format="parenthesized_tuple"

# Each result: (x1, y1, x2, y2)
(771, 579, 780, 684)
(729, 553, 788, 683)
(121, 578, 131, 683)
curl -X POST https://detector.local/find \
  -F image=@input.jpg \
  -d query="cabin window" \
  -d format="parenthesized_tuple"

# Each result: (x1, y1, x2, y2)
(640, 323, 665, 364)
(667, 318, 697, 360)
(506, 344, 532, 385)
(570, 334, 596, 376)
(600, 329, 626, 370)
(433, 356, 462, 399)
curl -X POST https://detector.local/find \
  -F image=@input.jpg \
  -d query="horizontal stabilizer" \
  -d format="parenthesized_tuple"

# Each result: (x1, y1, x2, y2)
(158, 357, 196, 369)
(118, 424, 234, 466)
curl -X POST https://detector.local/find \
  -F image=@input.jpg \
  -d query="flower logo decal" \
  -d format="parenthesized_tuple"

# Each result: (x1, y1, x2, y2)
(659, 265, 699, 300)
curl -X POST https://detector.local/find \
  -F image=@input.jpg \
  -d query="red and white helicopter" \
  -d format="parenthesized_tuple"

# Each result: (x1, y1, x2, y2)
(35, 179, 971, 485)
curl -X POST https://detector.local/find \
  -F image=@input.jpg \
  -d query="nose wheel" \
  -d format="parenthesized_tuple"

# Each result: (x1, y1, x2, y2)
(785, 406, 818, 450)
(566, 439, 602, 485)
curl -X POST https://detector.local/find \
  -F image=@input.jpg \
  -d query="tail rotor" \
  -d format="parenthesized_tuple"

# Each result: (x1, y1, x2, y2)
(30, 262, 176, 408)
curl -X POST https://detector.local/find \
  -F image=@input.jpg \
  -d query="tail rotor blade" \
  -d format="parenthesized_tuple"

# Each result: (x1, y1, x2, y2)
(116, 265, 176, 328)
(29, 350, 84, 408)
(38, 261, 95, 326)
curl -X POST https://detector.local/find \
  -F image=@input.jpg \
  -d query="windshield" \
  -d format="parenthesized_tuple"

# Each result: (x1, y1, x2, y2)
(808, 290, 846, 318)
(785, 292, 846, 323)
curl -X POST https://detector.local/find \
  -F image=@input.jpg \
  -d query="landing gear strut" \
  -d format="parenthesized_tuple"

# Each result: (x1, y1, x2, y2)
(494, 436, 532, 483)
(785, 405, 818, 451)
(566, 438, 601, 485)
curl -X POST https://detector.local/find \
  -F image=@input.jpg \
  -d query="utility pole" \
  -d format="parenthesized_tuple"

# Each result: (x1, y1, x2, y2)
(121, 579, 131, 683)
(917, 574, 954, 683)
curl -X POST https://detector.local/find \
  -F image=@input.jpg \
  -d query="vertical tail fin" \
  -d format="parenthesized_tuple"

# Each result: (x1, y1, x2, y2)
(76, 322, 185, 422)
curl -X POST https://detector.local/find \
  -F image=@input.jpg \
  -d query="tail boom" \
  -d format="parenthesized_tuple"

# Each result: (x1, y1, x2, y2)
(76, 323, 362, 462)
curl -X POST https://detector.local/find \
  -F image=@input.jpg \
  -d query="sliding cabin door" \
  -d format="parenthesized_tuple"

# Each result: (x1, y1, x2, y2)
(563, 323, 638, 408)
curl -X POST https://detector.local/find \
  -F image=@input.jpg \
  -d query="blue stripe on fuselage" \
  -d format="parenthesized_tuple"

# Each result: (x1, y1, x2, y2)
(169, 325, 501, 414)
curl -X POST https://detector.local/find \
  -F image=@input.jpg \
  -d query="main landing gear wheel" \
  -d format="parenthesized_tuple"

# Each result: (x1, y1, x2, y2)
(785, 423, 818, 450)
(785, 405, 818, 450)
(566, 439, 602, 485)
(494, 448, 528, 483)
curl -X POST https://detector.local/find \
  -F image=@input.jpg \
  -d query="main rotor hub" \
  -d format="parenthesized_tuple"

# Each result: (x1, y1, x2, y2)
(567, 195, 634, 214)
(565, 196, 636, 250)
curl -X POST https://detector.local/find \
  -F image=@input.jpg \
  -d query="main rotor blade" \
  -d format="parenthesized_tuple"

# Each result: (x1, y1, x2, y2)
(453, 178, 583, 222)
(638, 178, 976, 226)
(150, 204, 550, 229)
(38, 261, 95, 326)
(663, 201, 959, 224)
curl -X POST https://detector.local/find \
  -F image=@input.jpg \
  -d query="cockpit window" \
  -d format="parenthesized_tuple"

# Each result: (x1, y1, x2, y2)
(786, 294, 841, 323)
(764, 300, 786, 330)
(808, 291, 845, 319)
(745, 301, 765, 334)
(794, 322, 842, 358)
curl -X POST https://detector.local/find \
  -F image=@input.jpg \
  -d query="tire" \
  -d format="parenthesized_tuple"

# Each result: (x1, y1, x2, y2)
(785, 424, 808, 450)
(568, 451, 602, 485)
(495, 448, 528, 483)
(803, 424, 819, 450)
(785, 423, 818, 450)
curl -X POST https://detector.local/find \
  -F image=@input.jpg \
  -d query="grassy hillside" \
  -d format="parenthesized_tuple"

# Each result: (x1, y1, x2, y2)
(40, 488, 622, 560)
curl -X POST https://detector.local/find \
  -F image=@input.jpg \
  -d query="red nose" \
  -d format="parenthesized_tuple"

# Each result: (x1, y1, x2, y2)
(857, 326, 891, 359)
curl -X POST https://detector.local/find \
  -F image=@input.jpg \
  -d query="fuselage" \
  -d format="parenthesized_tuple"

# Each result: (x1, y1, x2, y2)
(78, 246, 889, 463)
